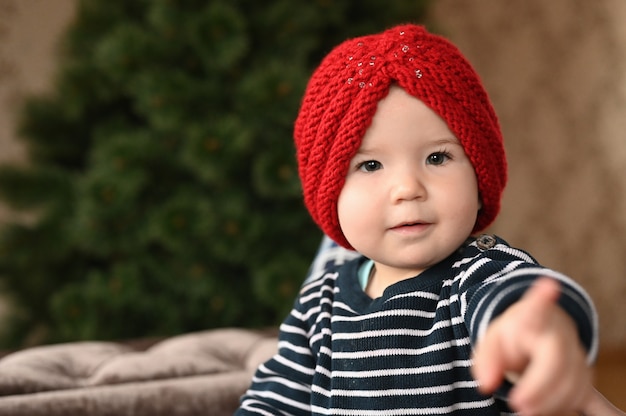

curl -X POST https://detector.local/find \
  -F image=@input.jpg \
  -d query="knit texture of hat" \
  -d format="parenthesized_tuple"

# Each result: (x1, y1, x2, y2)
(294, 24, 507, 249)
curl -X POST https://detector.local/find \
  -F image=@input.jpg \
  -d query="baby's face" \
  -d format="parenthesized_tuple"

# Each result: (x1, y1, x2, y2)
(337, 86, 481, 280)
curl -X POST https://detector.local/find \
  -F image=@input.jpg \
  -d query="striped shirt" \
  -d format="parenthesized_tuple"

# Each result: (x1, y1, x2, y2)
(237, 235, 598, 415)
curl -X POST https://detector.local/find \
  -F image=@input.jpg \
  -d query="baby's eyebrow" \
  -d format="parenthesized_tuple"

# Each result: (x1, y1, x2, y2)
(353, 146, 378, 156)
(431, 137, 462, 146)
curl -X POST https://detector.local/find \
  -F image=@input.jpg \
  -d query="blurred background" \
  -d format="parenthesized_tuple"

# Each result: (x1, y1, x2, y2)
(0, 0, 623, 407)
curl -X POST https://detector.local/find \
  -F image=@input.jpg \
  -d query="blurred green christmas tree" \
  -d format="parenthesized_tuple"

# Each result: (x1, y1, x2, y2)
(0, 0, 429, 347)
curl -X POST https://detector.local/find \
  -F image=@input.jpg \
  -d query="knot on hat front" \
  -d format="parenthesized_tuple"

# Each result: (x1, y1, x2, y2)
(294, 24, 507, 249)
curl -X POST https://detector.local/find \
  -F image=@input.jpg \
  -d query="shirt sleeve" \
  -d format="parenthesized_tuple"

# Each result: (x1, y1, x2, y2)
(459, 237, 599, 363)
(235, 278, 324, 415)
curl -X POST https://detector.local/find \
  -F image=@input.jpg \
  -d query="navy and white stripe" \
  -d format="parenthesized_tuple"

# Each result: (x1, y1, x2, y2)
(237, 235, 598, 415)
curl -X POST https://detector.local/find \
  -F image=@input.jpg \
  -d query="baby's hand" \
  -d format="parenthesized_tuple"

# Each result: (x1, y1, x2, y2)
(472, 277, 593, 415)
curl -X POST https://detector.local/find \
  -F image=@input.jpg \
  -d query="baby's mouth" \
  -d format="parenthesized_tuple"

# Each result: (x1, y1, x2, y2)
(391, 221, 430, 230)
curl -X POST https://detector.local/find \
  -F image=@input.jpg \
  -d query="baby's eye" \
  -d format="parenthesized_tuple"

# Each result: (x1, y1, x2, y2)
(426, 151, 451, 166)
(357, 160, 382, 172)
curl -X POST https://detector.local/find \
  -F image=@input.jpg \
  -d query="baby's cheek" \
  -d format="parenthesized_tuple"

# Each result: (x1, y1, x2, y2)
(337, 184, 375, 246)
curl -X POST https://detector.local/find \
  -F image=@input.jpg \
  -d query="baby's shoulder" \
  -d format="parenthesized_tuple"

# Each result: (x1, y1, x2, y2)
(461, 234, 540, 265)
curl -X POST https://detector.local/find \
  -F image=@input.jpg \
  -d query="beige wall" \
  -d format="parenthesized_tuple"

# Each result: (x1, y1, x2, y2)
(0, 0, 75, 165)
(0, 0, 75, 322)
(431, 0, 626, 347)
(0, 1, 625, 346)
(0, 0, 75, 228)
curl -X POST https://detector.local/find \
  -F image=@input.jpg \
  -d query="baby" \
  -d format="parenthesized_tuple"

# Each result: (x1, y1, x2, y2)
(237, 24, 621, 415)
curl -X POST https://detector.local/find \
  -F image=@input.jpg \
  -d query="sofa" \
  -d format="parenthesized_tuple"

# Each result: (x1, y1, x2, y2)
(0, 328, 278, 416)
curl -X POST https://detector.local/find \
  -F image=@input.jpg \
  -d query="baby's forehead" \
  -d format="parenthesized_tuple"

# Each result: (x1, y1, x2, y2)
(356, 85, 461, 142)
(355, 135, 463, 154)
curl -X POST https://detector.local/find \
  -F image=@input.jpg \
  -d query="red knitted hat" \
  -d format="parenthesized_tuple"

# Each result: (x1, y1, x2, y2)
(294, 24, 507, 249)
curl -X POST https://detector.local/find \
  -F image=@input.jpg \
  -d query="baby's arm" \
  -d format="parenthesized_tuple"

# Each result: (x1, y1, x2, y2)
(236, 275, 323, 415)
(472, 278, 608, 415)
